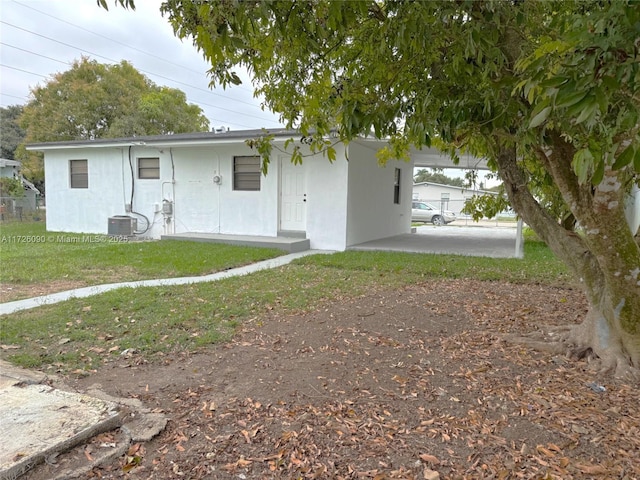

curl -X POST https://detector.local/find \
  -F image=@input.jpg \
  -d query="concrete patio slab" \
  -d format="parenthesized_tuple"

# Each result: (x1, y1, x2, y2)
(0, 361, 122, 480)
(350, 225, 521, 258)
(161, 232, 310, 253)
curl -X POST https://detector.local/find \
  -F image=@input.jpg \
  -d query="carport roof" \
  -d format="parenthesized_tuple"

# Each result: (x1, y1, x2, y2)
(409, 146, 489, 170)
(352, 137, 490, 170)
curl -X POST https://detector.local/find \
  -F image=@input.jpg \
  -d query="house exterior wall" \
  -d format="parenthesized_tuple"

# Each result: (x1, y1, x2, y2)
(413, 182, 494, 215)
(41, 135, 413, 251)
(0, 159, 21, 178)
(164, 145, 278, 238)
(44, 148, 126, 233)
(0, 166, 19, 178)
(345, 142, 414, 246)
(42, 141, 350, 250)
(304, 145, 349, 251)
(44, 144, 281, 238)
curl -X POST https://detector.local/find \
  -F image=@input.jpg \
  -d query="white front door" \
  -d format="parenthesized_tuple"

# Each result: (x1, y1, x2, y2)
(279, 158, 306, 232)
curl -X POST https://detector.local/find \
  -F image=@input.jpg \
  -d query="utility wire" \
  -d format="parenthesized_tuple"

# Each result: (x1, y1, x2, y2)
(0, 21, 277, 124)
(12, 0, 254, 95)
(1, 42, 70, 66)
(0, 64, 48, 78)
(0, 60, 272, 127)
(1, 93, 28, 101)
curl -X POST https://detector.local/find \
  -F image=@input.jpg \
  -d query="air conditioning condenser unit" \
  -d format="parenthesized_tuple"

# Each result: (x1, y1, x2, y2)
(108, 216, 137, 236)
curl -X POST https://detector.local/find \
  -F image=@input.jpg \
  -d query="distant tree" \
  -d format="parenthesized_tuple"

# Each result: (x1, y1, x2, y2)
(413, 168, 464, 187)
(0, 177, 24, 198)
(109, 87, 210, 137)
(17, 57, 209, 183)
(0, 105, 26, 160)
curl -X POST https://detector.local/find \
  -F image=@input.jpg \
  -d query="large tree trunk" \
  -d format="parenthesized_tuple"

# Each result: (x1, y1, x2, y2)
(493, 137, 640, 378)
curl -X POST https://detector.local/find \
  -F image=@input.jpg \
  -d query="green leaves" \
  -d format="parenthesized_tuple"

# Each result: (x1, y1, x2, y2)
(96, 0, 135, 10)
(571, 148, 595, 185)
(21, 58, 209, 143)
(573, 95, 598, 125)
(612, 142, 640, 171)
(529, 105, 551, 129)
(0, 177, 25, 197)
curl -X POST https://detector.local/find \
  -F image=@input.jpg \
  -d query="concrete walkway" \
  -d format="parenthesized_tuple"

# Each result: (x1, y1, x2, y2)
(1, 226, 522, 316)
(0, 249, 331, 316)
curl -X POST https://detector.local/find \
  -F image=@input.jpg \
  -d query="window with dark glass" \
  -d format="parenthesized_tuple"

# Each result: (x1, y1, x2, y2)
(70, 159, 88, 188)
(393, 168, 401, 204)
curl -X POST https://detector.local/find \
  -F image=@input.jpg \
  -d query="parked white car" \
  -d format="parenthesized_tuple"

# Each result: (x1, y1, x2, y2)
(411, 201, 456, 226)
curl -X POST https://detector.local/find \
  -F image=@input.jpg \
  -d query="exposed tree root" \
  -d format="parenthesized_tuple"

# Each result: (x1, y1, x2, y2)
(501, 324, 640, 381)
(500, 332, 566, 355)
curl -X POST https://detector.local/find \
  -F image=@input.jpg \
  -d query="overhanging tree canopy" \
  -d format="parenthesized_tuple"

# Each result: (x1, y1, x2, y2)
(110, 0, 639, 377)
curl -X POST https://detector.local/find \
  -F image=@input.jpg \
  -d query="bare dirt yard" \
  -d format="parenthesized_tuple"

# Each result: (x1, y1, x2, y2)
(24, 280, 640, 479)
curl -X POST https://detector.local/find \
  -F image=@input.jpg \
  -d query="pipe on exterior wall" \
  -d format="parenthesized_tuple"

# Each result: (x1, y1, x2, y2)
(127, 146, 151, 234)
(160, 148, 177, 235)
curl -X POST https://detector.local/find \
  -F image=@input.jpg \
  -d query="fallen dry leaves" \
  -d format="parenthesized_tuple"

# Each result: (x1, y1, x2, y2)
(26, 279, 639, 480)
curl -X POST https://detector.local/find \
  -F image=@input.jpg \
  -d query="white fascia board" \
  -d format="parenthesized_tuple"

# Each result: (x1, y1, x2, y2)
(27, 139, 244, 151)
(26, 138, 294, 152)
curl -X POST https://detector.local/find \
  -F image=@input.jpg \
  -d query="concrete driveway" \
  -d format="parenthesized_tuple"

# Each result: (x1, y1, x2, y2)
(350, 223, 523, 258)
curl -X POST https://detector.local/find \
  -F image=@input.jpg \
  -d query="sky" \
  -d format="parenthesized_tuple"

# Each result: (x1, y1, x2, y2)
(0, 0, 283, 130)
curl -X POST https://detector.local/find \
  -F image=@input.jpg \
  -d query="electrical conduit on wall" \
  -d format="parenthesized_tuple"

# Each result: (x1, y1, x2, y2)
(161, 148, 176, 235)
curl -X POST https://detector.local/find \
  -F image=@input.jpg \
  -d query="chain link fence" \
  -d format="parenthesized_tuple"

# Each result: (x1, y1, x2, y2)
(0, 195, 44, 222)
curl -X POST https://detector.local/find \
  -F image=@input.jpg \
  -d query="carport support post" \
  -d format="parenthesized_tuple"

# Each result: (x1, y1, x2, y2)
(515, 218, 524, 259)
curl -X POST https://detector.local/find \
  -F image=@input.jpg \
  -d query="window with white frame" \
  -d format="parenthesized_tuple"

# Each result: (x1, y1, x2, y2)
(138, 157, 160, 179)
(70, 159, 88, 188)
(233, 156, 261, 191)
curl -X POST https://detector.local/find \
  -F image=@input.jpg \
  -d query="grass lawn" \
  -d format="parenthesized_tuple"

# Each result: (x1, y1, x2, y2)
(0, 221, 284, 296)
(0, 222, 572, 373)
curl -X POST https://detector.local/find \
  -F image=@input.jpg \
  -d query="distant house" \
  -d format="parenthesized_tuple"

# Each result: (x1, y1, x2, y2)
(0, 158, 40, 213)
(27, 129, 417, 251)
(0, 158, 21, 179)
(413, 181, 498, 215)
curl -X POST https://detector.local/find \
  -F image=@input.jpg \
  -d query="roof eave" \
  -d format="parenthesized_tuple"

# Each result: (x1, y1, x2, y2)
(25, 128, 300, 152)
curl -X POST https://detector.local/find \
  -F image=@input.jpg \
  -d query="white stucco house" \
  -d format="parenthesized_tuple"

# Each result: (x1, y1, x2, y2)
(27, 129, 424, 251)
(413, 181, 499, 215)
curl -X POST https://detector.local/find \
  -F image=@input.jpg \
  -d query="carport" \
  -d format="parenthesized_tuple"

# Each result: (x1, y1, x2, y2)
(384, 145, 525, 259)
(349, 223, 524, 259)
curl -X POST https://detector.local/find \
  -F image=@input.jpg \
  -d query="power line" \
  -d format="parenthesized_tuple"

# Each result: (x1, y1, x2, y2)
(0, 60, 268, 129)
(1, 93, 28, 101)
(12, 0, 254, 95)
(0, 64, 48, 78)
(1, 42, 70, 66)
(0, 21, 276, 123)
